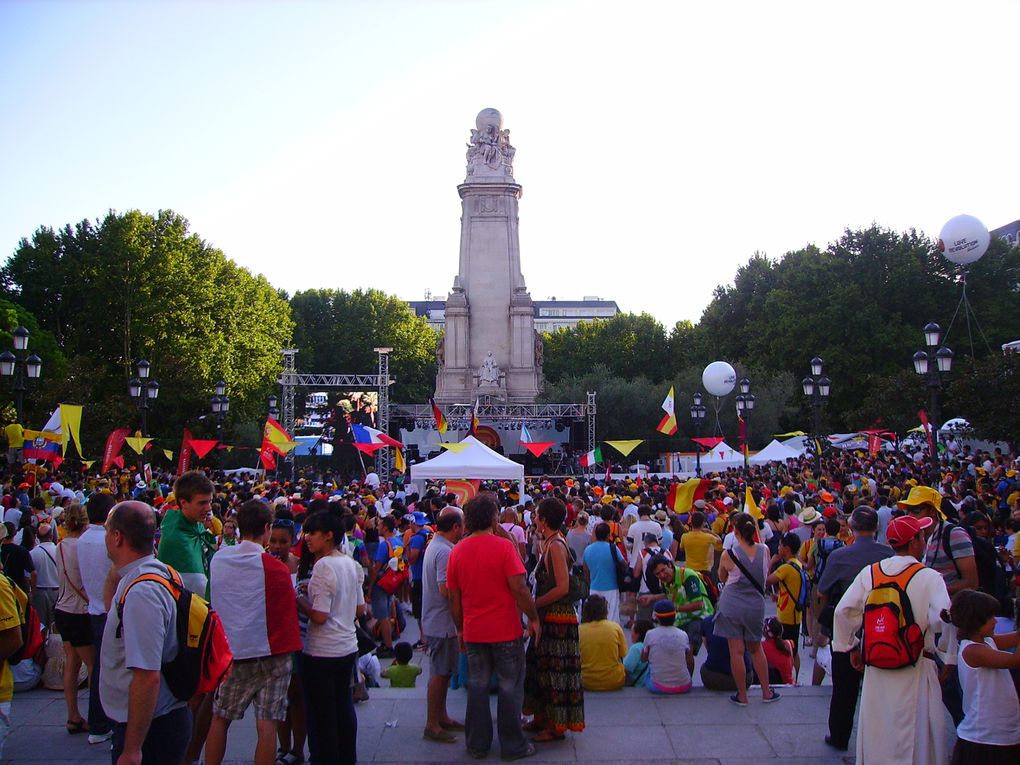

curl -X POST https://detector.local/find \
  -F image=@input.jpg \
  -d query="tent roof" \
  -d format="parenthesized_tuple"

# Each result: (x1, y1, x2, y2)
(748, 439, 800, 465)
(409, 436, 524, 481)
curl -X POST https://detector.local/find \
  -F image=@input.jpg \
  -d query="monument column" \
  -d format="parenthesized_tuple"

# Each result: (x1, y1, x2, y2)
(434, 108, 543, 405)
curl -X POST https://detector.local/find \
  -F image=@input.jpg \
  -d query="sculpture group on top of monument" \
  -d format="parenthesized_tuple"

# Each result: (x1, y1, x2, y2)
(466, 107, 515, 176)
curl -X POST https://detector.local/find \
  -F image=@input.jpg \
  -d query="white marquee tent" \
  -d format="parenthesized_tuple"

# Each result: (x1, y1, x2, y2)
(749, 439, 802, 465)
(409, 436, 525, 501)
(700, 441, 744, 472)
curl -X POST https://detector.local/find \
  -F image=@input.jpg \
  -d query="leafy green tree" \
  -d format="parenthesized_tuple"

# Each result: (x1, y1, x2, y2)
(542, 312, 670, 385)
(289, 288, 437, 403)
(947, 354, 1020, 452)
(2, 210, 294, 452)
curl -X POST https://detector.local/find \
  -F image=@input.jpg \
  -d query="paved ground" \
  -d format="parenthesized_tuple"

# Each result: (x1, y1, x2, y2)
(6, 683, 858, 765)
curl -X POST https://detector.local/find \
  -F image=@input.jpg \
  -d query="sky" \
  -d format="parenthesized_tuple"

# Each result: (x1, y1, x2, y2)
(1, 0, 1018, 328)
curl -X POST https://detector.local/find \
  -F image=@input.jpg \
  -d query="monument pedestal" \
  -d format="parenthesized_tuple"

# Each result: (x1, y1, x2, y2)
(434, 109, 544, 405)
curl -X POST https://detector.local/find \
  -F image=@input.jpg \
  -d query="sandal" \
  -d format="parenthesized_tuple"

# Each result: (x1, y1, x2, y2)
(66, 719, 89, 734)
(530, 731, 565, 743)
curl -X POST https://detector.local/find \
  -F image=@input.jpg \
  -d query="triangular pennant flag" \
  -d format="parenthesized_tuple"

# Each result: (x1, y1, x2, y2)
(692, 437, 725, 449)
(81, 460, 94, 470)
(163, 449, 173, 461)
(438, 442, 472, 454)
(189, 440, 219, 459)
(521, 442, 555, 458)
(605, 440, 643, 457)
(225, 445, 234, 452)
(124, 437, 152, 454)
(59, 404, 84, 456)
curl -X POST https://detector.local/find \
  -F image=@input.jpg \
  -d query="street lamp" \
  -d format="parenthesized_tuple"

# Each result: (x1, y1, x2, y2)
(735, 378, 755, 468)
(912, 322, 953, 484)
(0, 326, 42, 426)
(268, 394, 279, 419)
(128, 359, 159, 435)
(210, 379, 229, 441)
(689, 392, 707, 477)
(802, 356, 831, 475)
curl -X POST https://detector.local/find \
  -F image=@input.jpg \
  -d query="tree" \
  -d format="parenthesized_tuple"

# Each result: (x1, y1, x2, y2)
(947, 354, 1020, 452)
(289, 288, 438, 403)
(2, 210, 294, 451)
(541, 312, 670, 384)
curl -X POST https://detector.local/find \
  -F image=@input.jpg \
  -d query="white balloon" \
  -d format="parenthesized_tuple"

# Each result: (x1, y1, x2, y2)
(702, 361, 737, 397)
(938, 214, 990, 265)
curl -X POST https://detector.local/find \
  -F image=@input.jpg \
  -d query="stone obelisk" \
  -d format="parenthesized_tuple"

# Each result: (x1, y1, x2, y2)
(433, 108, 543, 405)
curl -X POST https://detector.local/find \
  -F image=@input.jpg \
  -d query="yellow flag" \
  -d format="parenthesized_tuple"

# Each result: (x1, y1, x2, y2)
(163, 449, 173, 461)
(81, 459, 94, 470)
(59, 404, 84, 456)
(745, 486, 763, 520)
(605, 440, 643, 457)
(394, 448, 406, 473)
(125, 437, 152, 454)
(438, 442, 472, 454)
(225, 445, 234, 452)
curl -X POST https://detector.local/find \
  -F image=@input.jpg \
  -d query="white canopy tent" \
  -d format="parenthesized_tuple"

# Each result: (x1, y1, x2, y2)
(409, 436, 525, 502)
(700, 441, 744, 472)
(749, 439, 801, 465)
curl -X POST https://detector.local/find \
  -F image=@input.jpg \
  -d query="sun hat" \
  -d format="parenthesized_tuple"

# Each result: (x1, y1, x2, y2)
(896, 485, 943, 511)
(799, 507, 822, 524)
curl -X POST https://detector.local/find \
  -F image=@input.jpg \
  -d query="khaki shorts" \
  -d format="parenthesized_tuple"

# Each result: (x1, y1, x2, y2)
(213, 653, 292, 721)
(426, 635, 460, 678)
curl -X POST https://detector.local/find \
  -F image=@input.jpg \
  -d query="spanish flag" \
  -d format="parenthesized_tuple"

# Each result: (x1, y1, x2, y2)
(430, 398, 448, 434)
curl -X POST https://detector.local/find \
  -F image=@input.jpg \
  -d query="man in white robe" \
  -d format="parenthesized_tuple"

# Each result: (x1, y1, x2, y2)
(834, 514, 952, 765)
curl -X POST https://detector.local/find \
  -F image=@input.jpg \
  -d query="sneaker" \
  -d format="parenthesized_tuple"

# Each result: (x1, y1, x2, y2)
(88, 731, 113, 745)
(728, 693, 748, 707)
(762, 690, 781, 704)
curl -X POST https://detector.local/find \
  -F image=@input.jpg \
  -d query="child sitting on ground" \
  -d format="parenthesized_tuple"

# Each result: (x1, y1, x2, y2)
(761, 617, 795, 685)
(380, 642, 422, 688)
(641, 601, 693, 694)
(623, 619, 652, 687)
(947, 589, 1020, 764)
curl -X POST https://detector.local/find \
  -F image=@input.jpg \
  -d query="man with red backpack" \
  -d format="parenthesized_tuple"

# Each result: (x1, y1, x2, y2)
(833, 514, 952, 764)
(101, 501, 193, 765)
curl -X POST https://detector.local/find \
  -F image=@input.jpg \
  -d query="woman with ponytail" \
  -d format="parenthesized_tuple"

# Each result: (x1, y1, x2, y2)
(715, 512, 780, 706)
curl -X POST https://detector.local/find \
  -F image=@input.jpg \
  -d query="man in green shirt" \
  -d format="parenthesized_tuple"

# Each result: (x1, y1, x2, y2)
(641, 555, 714, 654)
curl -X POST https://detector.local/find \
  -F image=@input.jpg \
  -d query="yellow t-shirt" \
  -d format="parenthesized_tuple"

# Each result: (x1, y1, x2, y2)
(579, 619, 627, 691)
(774, 559, 804, 626)
(4, 424, 24, 450)
(679, 530, 717, 572)
(0, 576, 24, 702)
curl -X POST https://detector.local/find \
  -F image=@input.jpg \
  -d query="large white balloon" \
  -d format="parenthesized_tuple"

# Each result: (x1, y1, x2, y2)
(703, 361, 737, 397)
(938, 214, 990, 266)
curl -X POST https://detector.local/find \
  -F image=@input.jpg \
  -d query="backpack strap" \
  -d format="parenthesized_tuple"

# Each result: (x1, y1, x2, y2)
(114, 567, 182, 639)
(870, 561, 925, 589)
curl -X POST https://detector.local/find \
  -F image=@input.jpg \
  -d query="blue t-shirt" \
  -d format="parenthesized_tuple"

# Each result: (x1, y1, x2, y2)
(583, 541, 618, 592)
(661, 527, 674, 552)
(408, 530, 429, 582)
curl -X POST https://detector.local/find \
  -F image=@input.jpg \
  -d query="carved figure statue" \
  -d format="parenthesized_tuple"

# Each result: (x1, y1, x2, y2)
(466, 109, 515, 176)
(534, 332, 544, 367)
(435, 333, 445, 367)
(478, 352, 501, 385)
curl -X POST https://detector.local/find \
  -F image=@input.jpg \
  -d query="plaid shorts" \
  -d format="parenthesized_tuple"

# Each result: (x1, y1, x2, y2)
(213, 653, 293, 721)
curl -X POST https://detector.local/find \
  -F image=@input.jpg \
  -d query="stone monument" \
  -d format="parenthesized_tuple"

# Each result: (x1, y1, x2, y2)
(434, 108, 544, 404)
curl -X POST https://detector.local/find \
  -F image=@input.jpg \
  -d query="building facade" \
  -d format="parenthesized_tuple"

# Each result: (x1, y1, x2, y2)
(408, 297, 620, 334)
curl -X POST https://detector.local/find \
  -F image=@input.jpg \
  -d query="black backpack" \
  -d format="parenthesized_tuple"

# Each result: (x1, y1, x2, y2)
(943, 524, 1011, 614)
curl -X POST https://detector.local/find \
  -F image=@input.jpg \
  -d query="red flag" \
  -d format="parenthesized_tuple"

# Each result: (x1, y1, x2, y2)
(102, 428, 131, 473)
(178, 428, 193, 475)
(189, 440, 219, 459)
(430, 398, 448, 434)
(354, 443, 386, 456)
(692, 437, 725, 449)
(112, 455, 124, 469)
(521, 442, 556, 457)
(260, 446, 276, 470)
(867, 433, 881, 456)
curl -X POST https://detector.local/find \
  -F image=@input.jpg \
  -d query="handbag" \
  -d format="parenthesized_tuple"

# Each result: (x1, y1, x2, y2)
(540, 538, 588, 604)
(375, 566, 409, 595)
(726, 547, 766, 596)
(610, 541, 639, 593)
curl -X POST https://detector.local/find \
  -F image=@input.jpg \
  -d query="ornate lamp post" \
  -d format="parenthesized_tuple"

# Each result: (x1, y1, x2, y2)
(802, 356, 831, 476)
(0, 326, 42, 425)
(689, 392, 707, 477)
(210, 379, 230, 441)
(127, 359, 159, 435)
(268, 394, 279, 420)
(912, 322, 953, 483)
(735, 377, 755, 468)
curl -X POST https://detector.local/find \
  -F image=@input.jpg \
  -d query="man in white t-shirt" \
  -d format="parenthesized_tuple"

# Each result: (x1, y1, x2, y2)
(626, 505, 662, 558)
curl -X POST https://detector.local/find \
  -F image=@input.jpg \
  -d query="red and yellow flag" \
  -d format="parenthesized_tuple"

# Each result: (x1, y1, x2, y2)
(430, 398, 448, 434)
(657, 386, 678, 436)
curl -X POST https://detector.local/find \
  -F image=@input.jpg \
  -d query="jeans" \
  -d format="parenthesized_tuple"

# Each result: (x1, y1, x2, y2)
(88, 613, 113, 736)
(111, 705, 191, 765)
(465, 638, 528, 758)
(828, 650, 862, 748)
(300, 652, 358, 765)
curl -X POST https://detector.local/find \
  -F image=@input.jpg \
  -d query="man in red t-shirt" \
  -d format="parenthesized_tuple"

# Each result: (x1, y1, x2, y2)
(447, 494, 540, 760)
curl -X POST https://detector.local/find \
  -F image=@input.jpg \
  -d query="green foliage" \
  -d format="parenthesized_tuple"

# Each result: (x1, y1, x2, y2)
(2, 210, 294, 451)
(947, 354, 1020, 451)
(290, 288, 437, 402)
(541, 312, 672, 384)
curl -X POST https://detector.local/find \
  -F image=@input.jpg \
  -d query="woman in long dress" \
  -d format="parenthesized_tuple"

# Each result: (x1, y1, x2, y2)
(523, 498, 585, 741)
(714, 512, 780, 706)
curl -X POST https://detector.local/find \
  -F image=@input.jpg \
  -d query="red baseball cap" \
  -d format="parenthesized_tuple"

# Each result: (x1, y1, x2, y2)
(886, 515, 934, 547)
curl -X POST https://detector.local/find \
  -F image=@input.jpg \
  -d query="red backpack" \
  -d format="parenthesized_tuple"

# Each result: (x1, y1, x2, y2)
(4, 576, 43, 665)
(117, 564, 233, 700)
(861, 561, 925, 670)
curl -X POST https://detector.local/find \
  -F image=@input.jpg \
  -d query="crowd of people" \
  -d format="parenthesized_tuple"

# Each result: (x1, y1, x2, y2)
(0, 439, 1018, 764)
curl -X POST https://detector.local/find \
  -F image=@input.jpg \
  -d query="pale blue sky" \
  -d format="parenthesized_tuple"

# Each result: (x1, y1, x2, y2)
(2, 0, 1018, 327)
